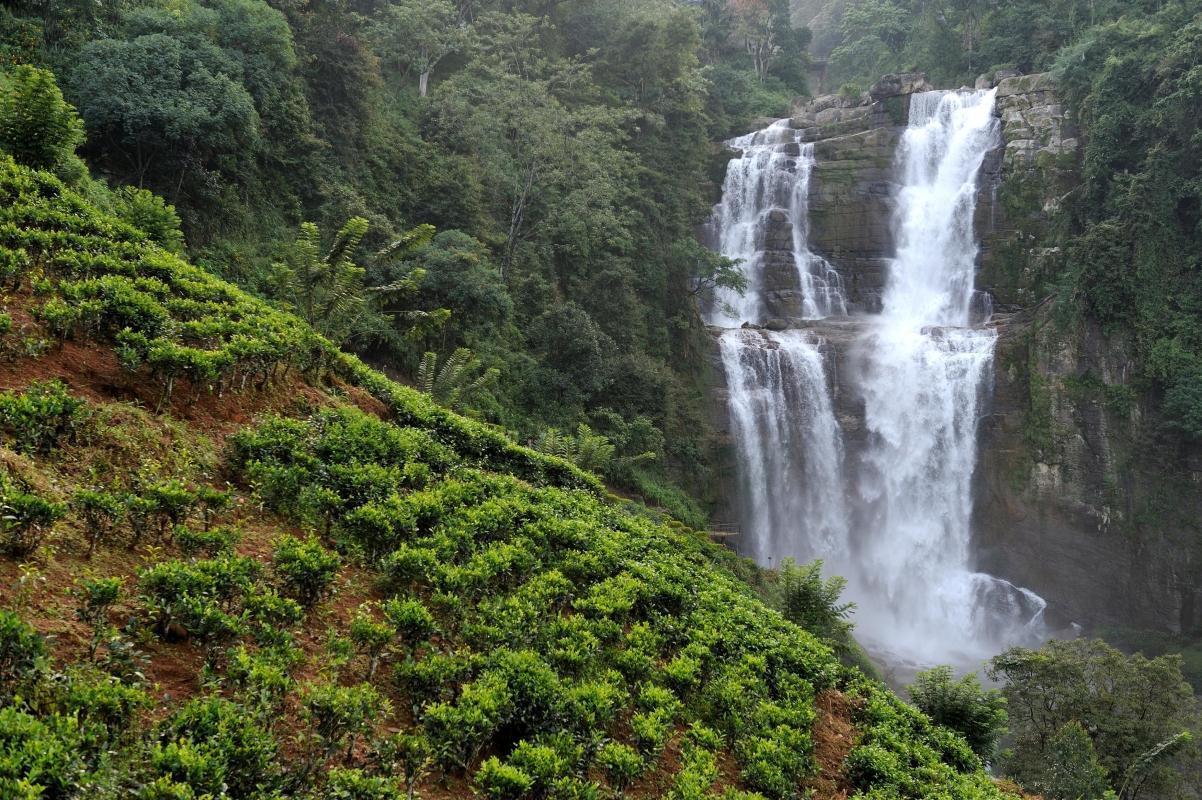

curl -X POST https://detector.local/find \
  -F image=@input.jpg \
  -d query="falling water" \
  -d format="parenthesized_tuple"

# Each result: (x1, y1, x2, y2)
(720, 329, 848, 565)
(708, 120, 847, 323)
(712, 92, 1046, 672)
(708, 120, 850, 564)
(852, 89, 1045, 666)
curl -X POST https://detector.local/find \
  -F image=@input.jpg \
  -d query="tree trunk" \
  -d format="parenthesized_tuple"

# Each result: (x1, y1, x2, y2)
(419, 70, 430, 97)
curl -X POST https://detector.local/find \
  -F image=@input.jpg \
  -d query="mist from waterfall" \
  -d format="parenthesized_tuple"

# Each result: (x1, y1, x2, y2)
(711, 92, 1047, 672)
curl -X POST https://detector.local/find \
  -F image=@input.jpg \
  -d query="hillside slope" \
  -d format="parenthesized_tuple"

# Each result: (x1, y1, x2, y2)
(0, 157, 1010, 799)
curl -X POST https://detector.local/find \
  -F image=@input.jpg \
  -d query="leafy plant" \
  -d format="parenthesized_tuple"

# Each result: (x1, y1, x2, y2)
(350, 603, 394, 681)
(0, 610, 44, 699)
(0, 65, 84, 176)
(301, 682, 390, 770)
(0, 380, 87, 455)
(73, 576, 122, 659)
(0, 479, 66, 556)
(416, 347, 497, 413)
(72, 488, 123, 557)
(909, 665, 1007, 763)
(272, 534, 339, 608)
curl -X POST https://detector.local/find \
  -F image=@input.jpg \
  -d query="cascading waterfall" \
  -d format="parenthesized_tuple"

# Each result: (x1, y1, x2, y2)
(708, 120, 850, 565)
(720, 330, 847, 564)
(851, 89, 1044, 666)
(712, 91, 1047, 671)
(708, 121, 847, 323)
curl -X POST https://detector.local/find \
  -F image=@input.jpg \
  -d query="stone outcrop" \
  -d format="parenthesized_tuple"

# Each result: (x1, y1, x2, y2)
(788, 79, 928, 312)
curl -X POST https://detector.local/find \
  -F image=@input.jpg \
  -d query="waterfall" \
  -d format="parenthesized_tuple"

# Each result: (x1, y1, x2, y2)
(852, 89, 1045, 665)
(708, 119, 850, 564)
(712, 92, 1047, 672)
(719, 329, 848, 564)
(707, 121, 847, 324)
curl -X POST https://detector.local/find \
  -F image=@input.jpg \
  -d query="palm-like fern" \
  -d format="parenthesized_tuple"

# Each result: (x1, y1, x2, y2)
(416, 348, 497, 412)
(275, 217, 384, 348)
(534, 424, 617, 474)
(274, 219, 450, 350)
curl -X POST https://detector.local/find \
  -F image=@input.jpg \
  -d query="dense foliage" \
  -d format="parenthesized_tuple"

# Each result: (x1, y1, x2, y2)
(990, 638, 1200, 800)
(0, 0, 814, 517)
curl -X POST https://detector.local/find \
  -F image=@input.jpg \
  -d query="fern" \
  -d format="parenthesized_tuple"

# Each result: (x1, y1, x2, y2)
(416, 348, 497, 413)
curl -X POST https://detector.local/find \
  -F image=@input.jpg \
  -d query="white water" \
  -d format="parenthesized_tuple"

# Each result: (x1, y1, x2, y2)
(851, 89, 1044, 666)
(720, 329, 848, 564)
(708, 120, 851, 565)
(707, 120, 847, 323)
(712, 92, 1047, 672)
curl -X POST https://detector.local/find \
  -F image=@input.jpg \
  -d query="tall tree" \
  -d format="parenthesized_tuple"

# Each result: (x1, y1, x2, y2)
(372, 0, 464, 97)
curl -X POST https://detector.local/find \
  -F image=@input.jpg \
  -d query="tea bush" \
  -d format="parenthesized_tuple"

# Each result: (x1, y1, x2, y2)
(271, 534, 339, 608)
(0, 379, 86, 455)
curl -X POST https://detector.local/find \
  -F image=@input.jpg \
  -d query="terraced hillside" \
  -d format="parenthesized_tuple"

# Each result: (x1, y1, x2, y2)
(0, 156, 1013, 799)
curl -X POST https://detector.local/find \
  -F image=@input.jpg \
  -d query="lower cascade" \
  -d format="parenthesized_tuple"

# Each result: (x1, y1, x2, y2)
(711, 89, 1047, 671)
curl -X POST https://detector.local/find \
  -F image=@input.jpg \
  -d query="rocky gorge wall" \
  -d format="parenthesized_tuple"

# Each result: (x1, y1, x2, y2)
(708, 71, 1202, 640)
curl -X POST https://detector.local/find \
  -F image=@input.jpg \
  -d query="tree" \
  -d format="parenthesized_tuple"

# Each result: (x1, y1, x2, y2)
(728, 0, 806, 84)
(908, 665, 1007, 762)
(0, 65, 85, 177)
(990, 638, 1201, 800)
(372, 0, 465, 97)
(69, 21, 259, 198)
(272, 218, 392, 350)
(370, 229, 507, 349)
(774, 559, 855, 650)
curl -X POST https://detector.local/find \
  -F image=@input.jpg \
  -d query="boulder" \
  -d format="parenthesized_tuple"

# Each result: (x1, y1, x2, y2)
(868, 72, 933, 101)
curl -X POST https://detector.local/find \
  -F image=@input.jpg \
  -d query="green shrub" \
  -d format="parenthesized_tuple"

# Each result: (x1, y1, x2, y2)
(423, 673, 511, 772)
(383, 596, 436, 655)
(159, 696, 280, 799)
(0, 380, 87, 455)
(0, 708, 84, 799)
(225, 644, 299, 716)
(0, 66, 84, 175)
(908, 665, 1007, 762)
(668, 743, 719, 800)
(322, 768, 400, 800)
(597, 741, 643, 794)
(0, 480, 66, 556)
(474, 756, 535, 800)
(143, 480, 197, 539)
(174, 524, 241, 557)
(110, 186, 185, 253)
(149, 738, 228, 797)
(631, 709, 672, 759)
(350, 603, 394, 680)
(301, 682, 390, 768)
(73, 576, 122, 658)
(194, 487, 232, 531)
(272, 534, 339, 608)
(72, 488, 123, 556)
(0, 610, 44, 699)
(373, 731, 432, 800)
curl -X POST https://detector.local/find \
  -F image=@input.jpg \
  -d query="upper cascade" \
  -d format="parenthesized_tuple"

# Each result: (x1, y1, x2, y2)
(706, 119, 846, 326)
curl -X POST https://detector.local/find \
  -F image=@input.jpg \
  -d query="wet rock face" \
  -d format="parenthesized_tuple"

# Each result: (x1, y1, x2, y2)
(791, 94, 909, 313)
(976, 308, 1202, 635)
